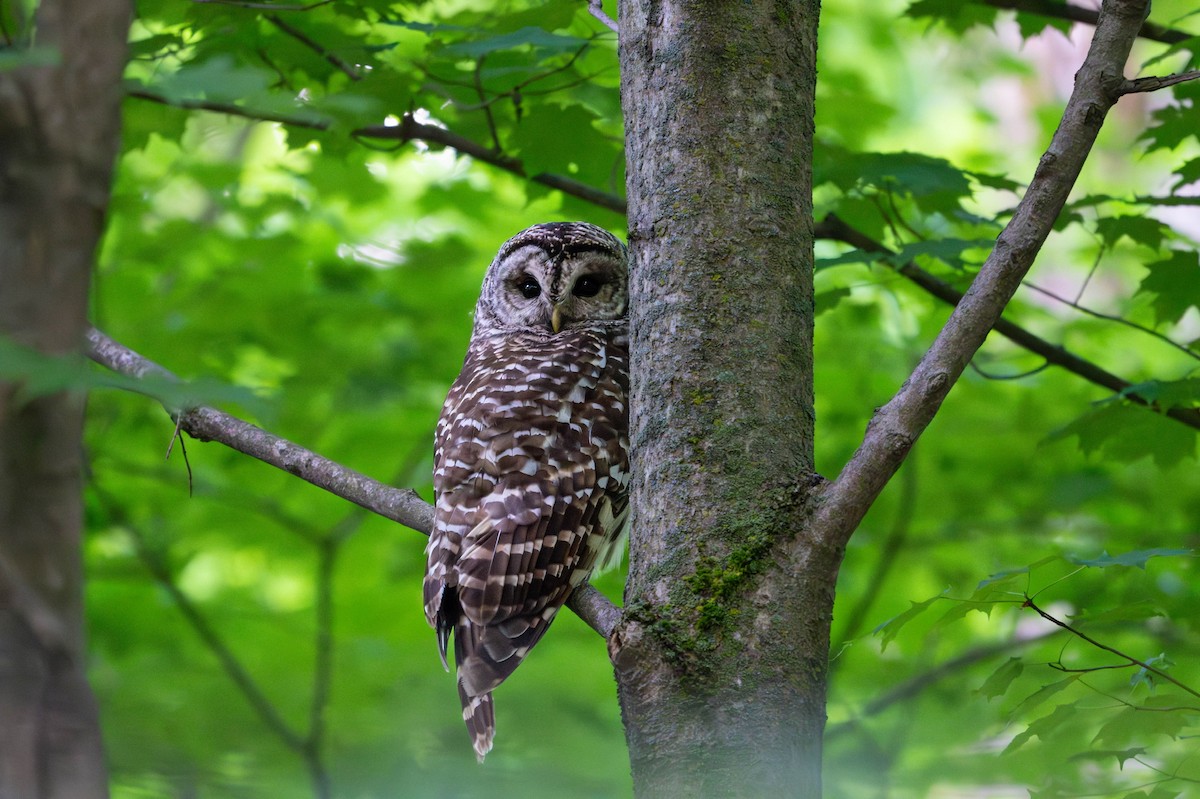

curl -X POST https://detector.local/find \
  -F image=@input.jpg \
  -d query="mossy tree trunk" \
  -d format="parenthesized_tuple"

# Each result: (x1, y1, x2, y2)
(0, 0, 131, 796)
(613, 1, 834, 795)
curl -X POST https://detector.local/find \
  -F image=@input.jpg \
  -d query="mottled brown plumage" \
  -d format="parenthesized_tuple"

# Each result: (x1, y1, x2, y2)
(424, 222, 629, 761)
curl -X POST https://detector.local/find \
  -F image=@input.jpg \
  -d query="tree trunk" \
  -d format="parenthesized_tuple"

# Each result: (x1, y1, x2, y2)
(614, 1, 832, 795)
(0, 1, 131, 796)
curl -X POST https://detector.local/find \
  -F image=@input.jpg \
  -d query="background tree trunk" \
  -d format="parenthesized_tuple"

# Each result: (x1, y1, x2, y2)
(614, 1, 833, 794)
(0, 1, 131, 796)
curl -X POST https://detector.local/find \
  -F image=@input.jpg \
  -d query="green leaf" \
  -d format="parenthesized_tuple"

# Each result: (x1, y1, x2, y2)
(1095, 215, 1173, 252)
(440, 27, 590, 58)
(1067, 747, 1147, 768)
(1046, 402, 1199, 467)
(1009, 676, 1082, 722)
(873, 593, 945, 651)
(1120, 379, 1200, 410)
(1140, 81, 1200, 152)
(1004, 703, 1079, 754)
(1070, 549, 1194, 570)
(978, 657, 1024, 700)
(904, 0, 996, 35)
(1136, 251, 1200, 326)
(886, 238, 991, 271)
(815, 287, 853, 316)
(976, 556, 1060, 590)
(1170, 156, 1200, 191)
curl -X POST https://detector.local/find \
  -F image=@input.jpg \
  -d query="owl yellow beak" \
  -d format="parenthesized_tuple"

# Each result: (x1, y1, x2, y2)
(551, 305, 563, 333)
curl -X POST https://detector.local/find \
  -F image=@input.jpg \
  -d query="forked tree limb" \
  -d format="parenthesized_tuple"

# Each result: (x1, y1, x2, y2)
(810, 0, 1154, 554)
(83, 326, 621, 635)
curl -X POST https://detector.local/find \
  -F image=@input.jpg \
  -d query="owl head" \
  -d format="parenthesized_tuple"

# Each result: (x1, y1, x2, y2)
(474, 222, 627, 334)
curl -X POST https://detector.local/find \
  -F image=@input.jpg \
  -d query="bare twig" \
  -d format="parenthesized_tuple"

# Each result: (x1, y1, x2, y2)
(1022, 280, 1200, 362)
(811, 0, 1155, 553)
(266, 14, 361, 81)
(1120, 70, 1200, 95)
(587, 0, 619, 34)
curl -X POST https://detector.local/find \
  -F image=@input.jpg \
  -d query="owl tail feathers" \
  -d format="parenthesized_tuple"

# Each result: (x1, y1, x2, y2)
(458, 681, 495, 763)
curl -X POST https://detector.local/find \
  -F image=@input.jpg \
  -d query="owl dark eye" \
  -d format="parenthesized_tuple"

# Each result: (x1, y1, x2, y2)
(516, 275, 541, 299)
(572, 275, 602, 298)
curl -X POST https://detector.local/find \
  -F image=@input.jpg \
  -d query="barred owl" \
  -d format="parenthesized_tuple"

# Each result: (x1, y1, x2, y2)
(424, 222, 630, 761)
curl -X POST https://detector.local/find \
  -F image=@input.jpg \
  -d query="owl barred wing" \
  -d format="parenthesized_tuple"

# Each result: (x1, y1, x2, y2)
(424, 326, 628, 761)
(423, 221, 629, 761)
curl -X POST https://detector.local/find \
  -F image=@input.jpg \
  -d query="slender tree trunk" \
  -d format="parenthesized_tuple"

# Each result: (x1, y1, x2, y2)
(0, 1, 131, 796)
(614, 1, 833, 795)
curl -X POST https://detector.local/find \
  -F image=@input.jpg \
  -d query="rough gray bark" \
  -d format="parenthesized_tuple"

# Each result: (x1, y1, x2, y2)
(614, 1, 829, 795)
(0, 0, 131, 796)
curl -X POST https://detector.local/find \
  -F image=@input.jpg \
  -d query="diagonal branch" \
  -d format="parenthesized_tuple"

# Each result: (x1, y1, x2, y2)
(814, 214, 1200, 432)
(85, 326, 435, 534)
(125, 89, 627, 214)
(84, 327, 621, 636)
(980, 0, 1194, 45)
(811, 0, 1154, 553)
(355, 115, 627, 213)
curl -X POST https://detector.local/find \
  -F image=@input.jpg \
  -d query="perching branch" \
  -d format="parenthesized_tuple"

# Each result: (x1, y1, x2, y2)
(85, 326, 434, 534)
(83, 326, 622, 637)
(811, 0, 1153, 553)
(814, 214, 1200, 432)
(587, 0, 619, 34)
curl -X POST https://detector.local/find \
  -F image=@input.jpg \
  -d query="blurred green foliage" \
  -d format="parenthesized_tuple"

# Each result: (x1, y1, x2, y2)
(72, 0, 1200, 796)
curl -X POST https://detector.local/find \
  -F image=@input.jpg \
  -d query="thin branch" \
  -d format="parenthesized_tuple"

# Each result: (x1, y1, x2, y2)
(811, 0, 1155, 554)
(305, 538, 335, 799)
(1022, 280, 1200, 362)
(97, 491, 309, 753)
(1024, 597, 1200, 700)
(813, 214, 1200, 432)
(126, 88, 330, 129)
(84, 327, 623, 638)
(192, 0, 335, 9)
(355, 115, 627, 214)
(125, 89, 628, 214)
(266, 14, 361, 82)
(1121, 69, 1200, 95)
(825, 629, 1058, 741)
(979, 0, 1194, 45)
(587, 0, 619, 34)
(85, 326, 436, 535)
(567, 584, 623, 639)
